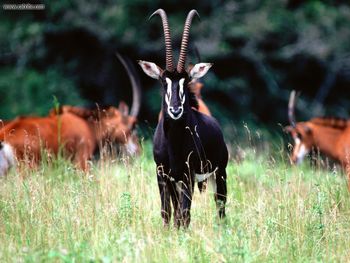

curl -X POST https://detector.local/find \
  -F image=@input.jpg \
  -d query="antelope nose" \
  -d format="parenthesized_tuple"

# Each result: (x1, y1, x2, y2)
(170, 107, 182, 117)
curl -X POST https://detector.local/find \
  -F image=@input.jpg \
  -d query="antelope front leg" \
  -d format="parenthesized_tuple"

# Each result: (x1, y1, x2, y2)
(157, 168, 171, 227)
(169, 181, 180, 228)
(177, 175, 194, 228)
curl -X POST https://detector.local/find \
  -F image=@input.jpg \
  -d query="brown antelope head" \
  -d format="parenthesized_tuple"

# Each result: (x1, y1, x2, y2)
(52, 103, 140, 155)
(138, 9, 212, 121)
(285, 91, 313, 164)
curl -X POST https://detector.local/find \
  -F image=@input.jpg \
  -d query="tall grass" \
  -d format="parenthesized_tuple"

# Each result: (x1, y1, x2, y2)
(1, 137, 350, 262)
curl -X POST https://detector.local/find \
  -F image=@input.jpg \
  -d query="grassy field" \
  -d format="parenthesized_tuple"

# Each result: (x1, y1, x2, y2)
(1, 137, 350, 262)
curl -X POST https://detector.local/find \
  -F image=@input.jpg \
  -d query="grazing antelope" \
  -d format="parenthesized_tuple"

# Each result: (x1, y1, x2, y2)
(50, 102, 140, 156)
(285, 91, 350, 189)
(139, 9, 228, 227)
(0, 53, 141, 175)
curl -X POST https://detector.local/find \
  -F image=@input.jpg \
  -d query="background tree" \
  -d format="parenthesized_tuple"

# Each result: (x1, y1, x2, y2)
(0, 0, 349, 133)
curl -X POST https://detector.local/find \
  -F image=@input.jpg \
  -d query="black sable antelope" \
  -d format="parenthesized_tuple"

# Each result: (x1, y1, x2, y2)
(139, 9, 228, 227)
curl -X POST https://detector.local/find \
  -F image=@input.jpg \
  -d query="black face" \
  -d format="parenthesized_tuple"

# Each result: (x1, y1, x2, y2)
(161, 71, 190, 120)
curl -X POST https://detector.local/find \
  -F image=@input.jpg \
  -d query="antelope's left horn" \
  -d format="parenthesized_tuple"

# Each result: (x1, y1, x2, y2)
(177, 10, 200, 73)
(150, 9, 175, 72)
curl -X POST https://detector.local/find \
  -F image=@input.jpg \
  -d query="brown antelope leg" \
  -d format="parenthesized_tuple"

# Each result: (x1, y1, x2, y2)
(73, 150, 88, 171)
(157, 171, 171, 226)
(73, 143, 93, 172)
(215, 167, 227, 218)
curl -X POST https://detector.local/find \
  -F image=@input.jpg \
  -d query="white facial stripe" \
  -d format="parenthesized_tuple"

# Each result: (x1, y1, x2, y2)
(179, 78, 184, 95)
(165, 78, 172, 97)
(179, 78, 185, 104)
(297, 144, 308, 159)
(165, 78, 172, 106)
(293, 137, 309, 164)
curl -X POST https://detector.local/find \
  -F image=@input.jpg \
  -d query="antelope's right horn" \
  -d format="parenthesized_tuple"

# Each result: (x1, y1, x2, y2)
(177, 10, 200, 73)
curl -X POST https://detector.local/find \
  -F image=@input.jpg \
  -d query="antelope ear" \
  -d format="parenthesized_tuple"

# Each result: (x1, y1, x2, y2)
(118, 101, 129, 116)
(138, 60, 162, 79)
(189, 63, 213, 79)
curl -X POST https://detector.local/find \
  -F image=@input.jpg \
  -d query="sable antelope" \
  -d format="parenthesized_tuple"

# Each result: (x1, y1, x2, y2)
(0, 53, 141, 175)
(139, 9, 228, 227)
(286, 91, 350, 189)
(0, 113, 96, 172)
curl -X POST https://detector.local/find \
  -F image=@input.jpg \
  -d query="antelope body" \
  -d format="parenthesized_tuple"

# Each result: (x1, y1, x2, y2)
(0, 113, 95, 171)
(139, 9, 228, 227)
(286, 91, 350, 190)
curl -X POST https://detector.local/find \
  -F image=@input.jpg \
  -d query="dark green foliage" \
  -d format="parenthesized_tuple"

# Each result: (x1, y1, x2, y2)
(0, 68, 84, 119)
(0, 0, 349, 130)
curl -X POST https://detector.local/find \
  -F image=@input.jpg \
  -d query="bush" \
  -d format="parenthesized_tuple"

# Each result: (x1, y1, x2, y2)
(0, 67, 85, 119)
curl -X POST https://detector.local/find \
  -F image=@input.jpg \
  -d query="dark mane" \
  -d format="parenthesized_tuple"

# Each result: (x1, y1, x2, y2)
(310, 117, 349, 130)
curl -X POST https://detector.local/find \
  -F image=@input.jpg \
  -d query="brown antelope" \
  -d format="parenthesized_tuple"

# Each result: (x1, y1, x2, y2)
(286, 90, 350, 189)
(0, 113, 96, 171)
(139, 9, 228, 228)
(50, 102, 141, 156)
(0, 53, 141, 175)
(189, 80, 211, 116)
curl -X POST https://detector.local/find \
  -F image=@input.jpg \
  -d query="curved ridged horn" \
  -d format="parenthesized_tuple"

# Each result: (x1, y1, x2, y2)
(288, 90, 297, 127)
(149, 9, 174, 72)
(177, 10, 200, 73)
(116, 52, 142, 117)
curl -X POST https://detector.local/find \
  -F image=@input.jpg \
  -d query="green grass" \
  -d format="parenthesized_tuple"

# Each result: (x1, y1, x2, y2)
(1, 140, 350, 262)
